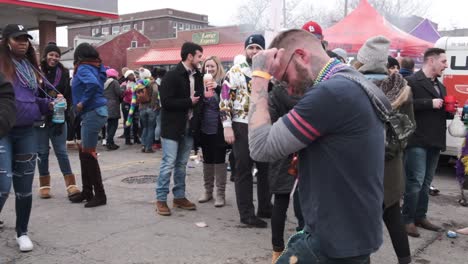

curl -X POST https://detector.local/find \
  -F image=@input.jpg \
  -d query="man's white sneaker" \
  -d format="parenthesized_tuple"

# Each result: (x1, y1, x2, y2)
(102, 139, 107, 146)
(16, 235, 33, 252)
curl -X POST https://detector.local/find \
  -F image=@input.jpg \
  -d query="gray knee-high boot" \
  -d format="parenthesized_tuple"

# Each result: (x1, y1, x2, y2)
(214, 163, 227, 207)
(199, 163, 215, 203)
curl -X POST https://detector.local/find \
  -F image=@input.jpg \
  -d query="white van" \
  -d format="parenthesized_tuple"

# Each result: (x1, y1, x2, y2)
(435, 37, 468, 157)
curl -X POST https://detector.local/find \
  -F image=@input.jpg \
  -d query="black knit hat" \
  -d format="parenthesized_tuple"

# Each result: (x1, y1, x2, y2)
(43, 42, 61, 57)
(387, 56, 400, 69)
(245, 34, 265, 50)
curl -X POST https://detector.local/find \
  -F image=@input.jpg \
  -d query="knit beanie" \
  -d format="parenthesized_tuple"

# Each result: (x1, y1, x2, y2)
(387, 56, 400, 69)
(124, 70, 135, 79)
(245, 34, 265, 50)
(357, 36, 390, 66)
(332, 48, 348, 63)
(43, 42, 61, 57)
(106, 68, 119, 78)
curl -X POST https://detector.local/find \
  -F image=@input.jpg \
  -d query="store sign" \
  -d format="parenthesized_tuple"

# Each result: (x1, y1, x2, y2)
(192, 32, 219, 46)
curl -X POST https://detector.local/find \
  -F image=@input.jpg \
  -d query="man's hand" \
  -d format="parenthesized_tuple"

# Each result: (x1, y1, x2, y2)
(252, 48, 285, 76)
(76, 102, 83, 112)
(433, 98, 443, 109)
(191, 96, 200, 105)
(224, 127, 235, 144)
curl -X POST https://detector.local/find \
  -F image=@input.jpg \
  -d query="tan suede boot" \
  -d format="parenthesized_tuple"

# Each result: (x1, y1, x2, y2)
(39, 175, 51, 199)
(198, 163, 214, 203)
(214, 163, 227, 207)
(272, 251, 282, 264)
(64, 174, 82, 201)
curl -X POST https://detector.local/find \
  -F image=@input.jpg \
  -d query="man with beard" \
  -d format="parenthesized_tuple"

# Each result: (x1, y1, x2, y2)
(219, 34, 272, 228)
(155, 42, 203, 216)
(402, 48, 448, 237)
(247, 29, 386, 263)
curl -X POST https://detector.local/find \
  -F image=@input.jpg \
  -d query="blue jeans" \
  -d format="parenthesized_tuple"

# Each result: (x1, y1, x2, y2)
(402, 147, 440, 224)
(140, 108, 157, 150)
(0, 127, 37, 237)
(156, 130, 193, 201)
(277, 230, 370, 264)
(154, 110, 161, 141)
(36, 123, 73, 177)
(81, 106, 108, 149)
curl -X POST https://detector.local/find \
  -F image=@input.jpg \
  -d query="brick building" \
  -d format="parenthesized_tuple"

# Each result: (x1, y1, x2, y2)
(127, 25, 260, 70)
(67, 8, 209, 47)
(61, 29, 151, 73)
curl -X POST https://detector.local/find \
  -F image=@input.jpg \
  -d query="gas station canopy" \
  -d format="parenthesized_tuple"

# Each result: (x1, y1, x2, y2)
(0, 0, 118, 30)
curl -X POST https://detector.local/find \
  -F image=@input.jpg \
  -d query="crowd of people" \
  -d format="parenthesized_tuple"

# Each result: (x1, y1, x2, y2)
(0, 20, 468, 264)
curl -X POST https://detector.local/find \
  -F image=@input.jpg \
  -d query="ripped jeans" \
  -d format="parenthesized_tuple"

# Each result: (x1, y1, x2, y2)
(0, 126, 37, 237)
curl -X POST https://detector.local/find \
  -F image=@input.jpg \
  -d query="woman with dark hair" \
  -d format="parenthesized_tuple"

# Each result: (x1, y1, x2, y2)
(36, 42, 81, 200)
(0, 24, 53, 252)
(68, 43, 108, 208)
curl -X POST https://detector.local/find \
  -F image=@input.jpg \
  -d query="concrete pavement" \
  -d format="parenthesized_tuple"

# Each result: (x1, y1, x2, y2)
(1, 135, 468, 264)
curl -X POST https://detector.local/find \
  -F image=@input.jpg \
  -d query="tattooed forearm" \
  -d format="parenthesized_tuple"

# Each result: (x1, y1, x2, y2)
(249, 78, 271, 129)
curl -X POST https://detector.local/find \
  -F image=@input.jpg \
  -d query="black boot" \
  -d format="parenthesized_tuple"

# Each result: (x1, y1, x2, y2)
(83, 152, 107, 208)
(70, 149, 94, 203)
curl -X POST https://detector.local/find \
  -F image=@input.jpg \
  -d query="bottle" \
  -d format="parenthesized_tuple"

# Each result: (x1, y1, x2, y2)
(52, 94, 67, 124)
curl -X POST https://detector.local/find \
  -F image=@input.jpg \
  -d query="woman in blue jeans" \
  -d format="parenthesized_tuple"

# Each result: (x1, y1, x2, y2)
(68, 43, 108, 208)
(137, 78, 159, 153)
(0, 24, 53, 252)
(36, 42, 81, 200)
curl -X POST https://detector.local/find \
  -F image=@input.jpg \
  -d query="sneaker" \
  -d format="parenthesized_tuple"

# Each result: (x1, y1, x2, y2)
(16, 235, 34, 252)
(241, 216, 267, 228)
(156, 201, 171, 216)
(173, 198, 196, 210)
(102, 139, 107, 146)
(0, 220, 3, 229)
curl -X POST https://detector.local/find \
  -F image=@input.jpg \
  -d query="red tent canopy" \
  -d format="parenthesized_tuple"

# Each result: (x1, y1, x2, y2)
(324, 0, 433, 57)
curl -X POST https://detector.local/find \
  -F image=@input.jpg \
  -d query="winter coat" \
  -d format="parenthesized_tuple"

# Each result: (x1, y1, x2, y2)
(0, 73, 16, 138)
(39, 61, 72, 126)
(11, 65, 51, 128)
(72, 64, 107, 114)
(159, 62, 204, 141)
(194, 84, 226, 150)
(104, 78, 123, 119)
(268, 84, 300, 194)
(363, 71, 415, 208)
(383, 83, 414, 208)
(406, 70, 449, 151)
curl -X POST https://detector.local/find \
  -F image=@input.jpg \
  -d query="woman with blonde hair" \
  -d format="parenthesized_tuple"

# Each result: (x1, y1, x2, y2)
(195, 56, 228, 207)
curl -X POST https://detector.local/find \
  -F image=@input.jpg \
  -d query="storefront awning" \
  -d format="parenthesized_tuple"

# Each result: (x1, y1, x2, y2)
(136, 43, 245, 65)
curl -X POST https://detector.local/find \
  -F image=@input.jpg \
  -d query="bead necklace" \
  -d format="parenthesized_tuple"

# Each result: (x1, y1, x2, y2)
(13, 58, 38, 91)
(314, 58, 347, 85)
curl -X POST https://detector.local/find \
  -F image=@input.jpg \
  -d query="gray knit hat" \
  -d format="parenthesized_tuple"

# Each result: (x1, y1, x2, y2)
(357, 36, 390, 66)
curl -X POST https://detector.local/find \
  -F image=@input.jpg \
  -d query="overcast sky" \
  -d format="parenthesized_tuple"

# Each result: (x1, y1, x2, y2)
(52, 0, 468, 46)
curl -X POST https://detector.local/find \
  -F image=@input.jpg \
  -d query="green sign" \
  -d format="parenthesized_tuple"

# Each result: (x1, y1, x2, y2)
(192, 32, 219, 46)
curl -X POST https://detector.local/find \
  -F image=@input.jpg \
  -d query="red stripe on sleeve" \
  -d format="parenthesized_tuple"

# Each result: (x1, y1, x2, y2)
(291, 110, 321, 137)
(287, 113, 316, 141)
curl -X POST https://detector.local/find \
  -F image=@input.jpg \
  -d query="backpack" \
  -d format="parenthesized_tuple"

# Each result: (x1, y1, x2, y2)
(136, 86, 151, 104)
(384, 110, 415, 160)
(335, 69, 415, 160)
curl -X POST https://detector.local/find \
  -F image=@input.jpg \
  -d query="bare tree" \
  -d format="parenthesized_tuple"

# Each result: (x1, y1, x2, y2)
(341, 0, 433, 18)
(235, 0, 271, 30)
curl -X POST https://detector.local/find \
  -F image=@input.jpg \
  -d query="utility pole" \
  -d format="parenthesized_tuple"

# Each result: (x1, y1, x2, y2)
(344, 0, 348, 17)
(283, 0, 287, 28)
